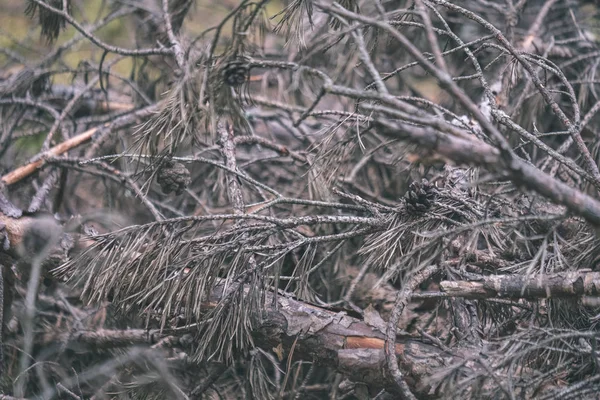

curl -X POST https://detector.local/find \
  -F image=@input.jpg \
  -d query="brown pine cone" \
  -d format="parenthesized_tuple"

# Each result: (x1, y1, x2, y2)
(404, 179, 437, 213)
(222, 60, 249, 87)
(157, 160, 191, 196)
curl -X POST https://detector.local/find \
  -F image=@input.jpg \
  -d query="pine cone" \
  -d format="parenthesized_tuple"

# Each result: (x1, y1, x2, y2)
(404, 179, 437, 213)
(222, 59, 249, 87)
(157, 160, 191, 196)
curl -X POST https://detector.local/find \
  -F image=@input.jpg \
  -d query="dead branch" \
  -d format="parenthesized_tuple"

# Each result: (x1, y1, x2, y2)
(440, 271, 600, 300)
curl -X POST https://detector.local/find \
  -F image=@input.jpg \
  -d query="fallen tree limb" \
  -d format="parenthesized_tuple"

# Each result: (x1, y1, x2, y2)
(239, 288, 451, 397)
(36, 284, 455, 397)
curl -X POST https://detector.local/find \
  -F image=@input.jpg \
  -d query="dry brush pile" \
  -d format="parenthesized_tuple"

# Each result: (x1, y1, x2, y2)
(1, 0, 600, 399)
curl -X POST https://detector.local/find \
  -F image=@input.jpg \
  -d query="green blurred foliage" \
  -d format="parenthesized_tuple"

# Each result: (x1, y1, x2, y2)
(0, 0, 283, 79)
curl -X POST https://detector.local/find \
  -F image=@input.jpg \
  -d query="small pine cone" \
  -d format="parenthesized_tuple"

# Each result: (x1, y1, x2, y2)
(404, 179, 437, 213)
(222, 60, 249, 87)
(157, 160, 191, 196)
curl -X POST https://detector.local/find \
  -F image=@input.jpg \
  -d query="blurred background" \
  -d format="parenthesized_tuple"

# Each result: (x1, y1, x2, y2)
(0, 1, 283, 82)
